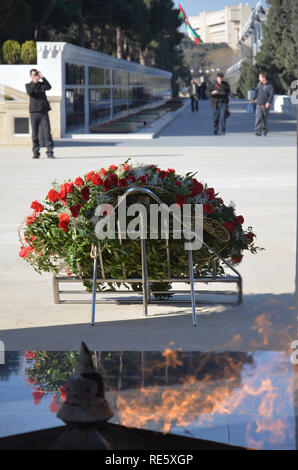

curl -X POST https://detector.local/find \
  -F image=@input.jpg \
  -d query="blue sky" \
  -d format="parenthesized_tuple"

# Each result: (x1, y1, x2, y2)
(174, 1, 264, 16)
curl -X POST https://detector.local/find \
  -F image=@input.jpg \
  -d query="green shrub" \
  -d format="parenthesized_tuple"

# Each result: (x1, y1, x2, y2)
(2, 40, 21, 64)
(21, 40, 37, 64)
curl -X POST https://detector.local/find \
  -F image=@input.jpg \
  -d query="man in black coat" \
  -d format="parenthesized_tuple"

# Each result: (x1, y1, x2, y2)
(251, 72, 274, 136)
(209, 72, 230, 135)
(25, 69, 55, 159)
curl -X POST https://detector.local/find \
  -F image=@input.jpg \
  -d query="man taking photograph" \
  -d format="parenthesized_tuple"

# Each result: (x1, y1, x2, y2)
(25, 69, 55, 159)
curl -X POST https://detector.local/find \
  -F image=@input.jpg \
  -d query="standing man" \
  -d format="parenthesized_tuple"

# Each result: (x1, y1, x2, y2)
(25, 69, 55, 159)
(188, 79, 199, 112)
(251, 72, 274, 136)
(209, 72, 230, 135)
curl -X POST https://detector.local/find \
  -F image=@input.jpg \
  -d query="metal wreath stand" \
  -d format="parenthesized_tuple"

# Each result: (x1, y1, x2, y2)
(53, 187, 242, 327)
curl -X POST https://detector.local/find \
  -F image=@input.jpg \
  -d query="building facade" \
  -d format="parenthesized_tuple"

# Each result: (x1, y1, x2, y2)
(0, 42, 171, 145)
(189, 4, 252, 49)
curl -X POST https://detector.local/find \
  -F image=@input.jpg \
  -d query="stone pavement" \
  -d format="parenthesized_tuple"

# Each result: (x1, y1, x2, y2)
(0, 99, 296, 350)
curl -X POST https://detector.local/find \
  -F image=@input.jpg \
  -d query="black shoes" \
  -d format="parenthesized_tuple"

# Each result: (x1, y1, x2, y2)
(213, 131, 218, 135)
(32, 152, 55, 159)
(255, 133, 261, 136)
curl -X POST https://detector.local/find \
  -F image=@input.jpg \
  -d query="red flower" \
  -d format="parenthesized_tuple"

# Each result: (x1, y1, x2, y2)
(235, 215, 244, 225)
(246, 232, 255, 243)
(123, 164, 130, 171)
(118, 178, 128, 187)
(26, 214, 37, 225)
(49, 395, 61, 413)
(74, 177, 84, 187)
(81, 186, 90, 202)
(232, 254, 243, 264)
(99, 168, 107, 177)
(215, 197, 223, 204)
(176, 194, 186, 207)
(85, 171, 95, 181)
(128, 173, 136, 182)
(175, 181, 182, 187)
(30, 200, 44, 212)
(58, 213, 70, 232)
(158, 170, 167, 180)
(109, 164, 118, 171)
(24, 234, 36, 245)
(137, 176, 147, 184)
(19, 246, 34, 258)
(109, 173, 118, 185)
(59, 184, 68, 206)
(190, 179, 203, 197)
(167, 168, 175, 174)
(70, 204, 82, 218)
(32, 390, 44, 405)
(65, 182, 74, 193)
(103, 179, 113, 191)
(91, 174, 103, 186)
(205, 187, 215, 200)
(59, 384, 68, 403)
(25, 351, 35, 360)
(28, 377, 37, 385)
(224, 221, 236, 231)
(47, 189, 60, 202)
(203, 203, 214, 214)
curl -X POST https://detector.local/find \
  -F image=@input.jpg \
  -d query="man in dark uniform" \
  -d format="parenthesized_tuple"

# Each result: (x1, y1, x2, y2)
(25, 69, 55, 159)
(209, 72, 230, 135)
(251, 72, 274, 136)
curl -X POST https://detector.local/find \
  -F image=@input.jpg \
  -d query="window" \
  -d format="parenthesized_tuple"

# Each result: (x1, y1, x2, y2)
(65, 63, 85, 85)
(89, 67, 110, 86)
(65, 88, 85, 132)
(14, 117, 29, 134)
(89, 88, 111, 124)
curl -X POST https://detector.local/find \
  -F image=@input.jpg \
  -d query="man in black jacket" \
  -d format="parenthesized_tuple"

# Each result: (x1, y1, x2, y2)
(251, 72, 274, 136)
(209, 72, 230, 135)
(25, 69, 55, 159)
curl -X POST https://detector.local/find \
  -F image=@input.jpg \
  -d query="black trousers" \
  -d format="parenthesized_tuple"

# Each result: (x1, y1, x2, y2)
(191, 96, 199, 112)
(255, 104, 269, 134)
(30, 112, 54, 156)
(213, 102, 228, 134)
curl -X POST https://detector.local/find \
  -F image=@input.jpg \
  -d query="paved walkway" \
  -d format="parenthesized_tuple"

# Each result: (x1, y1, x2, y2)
(0, 99, 296, 350)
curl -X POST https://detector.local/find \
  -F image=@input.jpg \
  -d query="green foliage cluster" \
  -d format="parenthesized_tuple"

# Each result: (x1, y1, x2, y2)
(25, 351, 78, 392)
(1, 39, 37, 64)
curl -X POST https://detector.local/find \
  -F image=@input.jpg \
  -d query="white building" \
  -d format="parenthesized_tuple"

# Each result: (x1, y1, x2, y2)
(189, 4, 252, 49)
(0, 42, 172, 145)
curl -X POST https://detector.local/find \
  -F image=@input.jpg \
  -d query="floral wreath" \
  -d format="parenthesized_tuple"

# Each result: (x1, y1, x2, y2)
(19, 160, 261, 294)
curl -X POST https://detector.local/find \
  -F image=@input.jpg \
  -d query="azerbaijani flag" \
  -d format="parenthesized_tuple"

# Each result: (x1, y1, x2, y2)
(178, 2, 204, 45)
